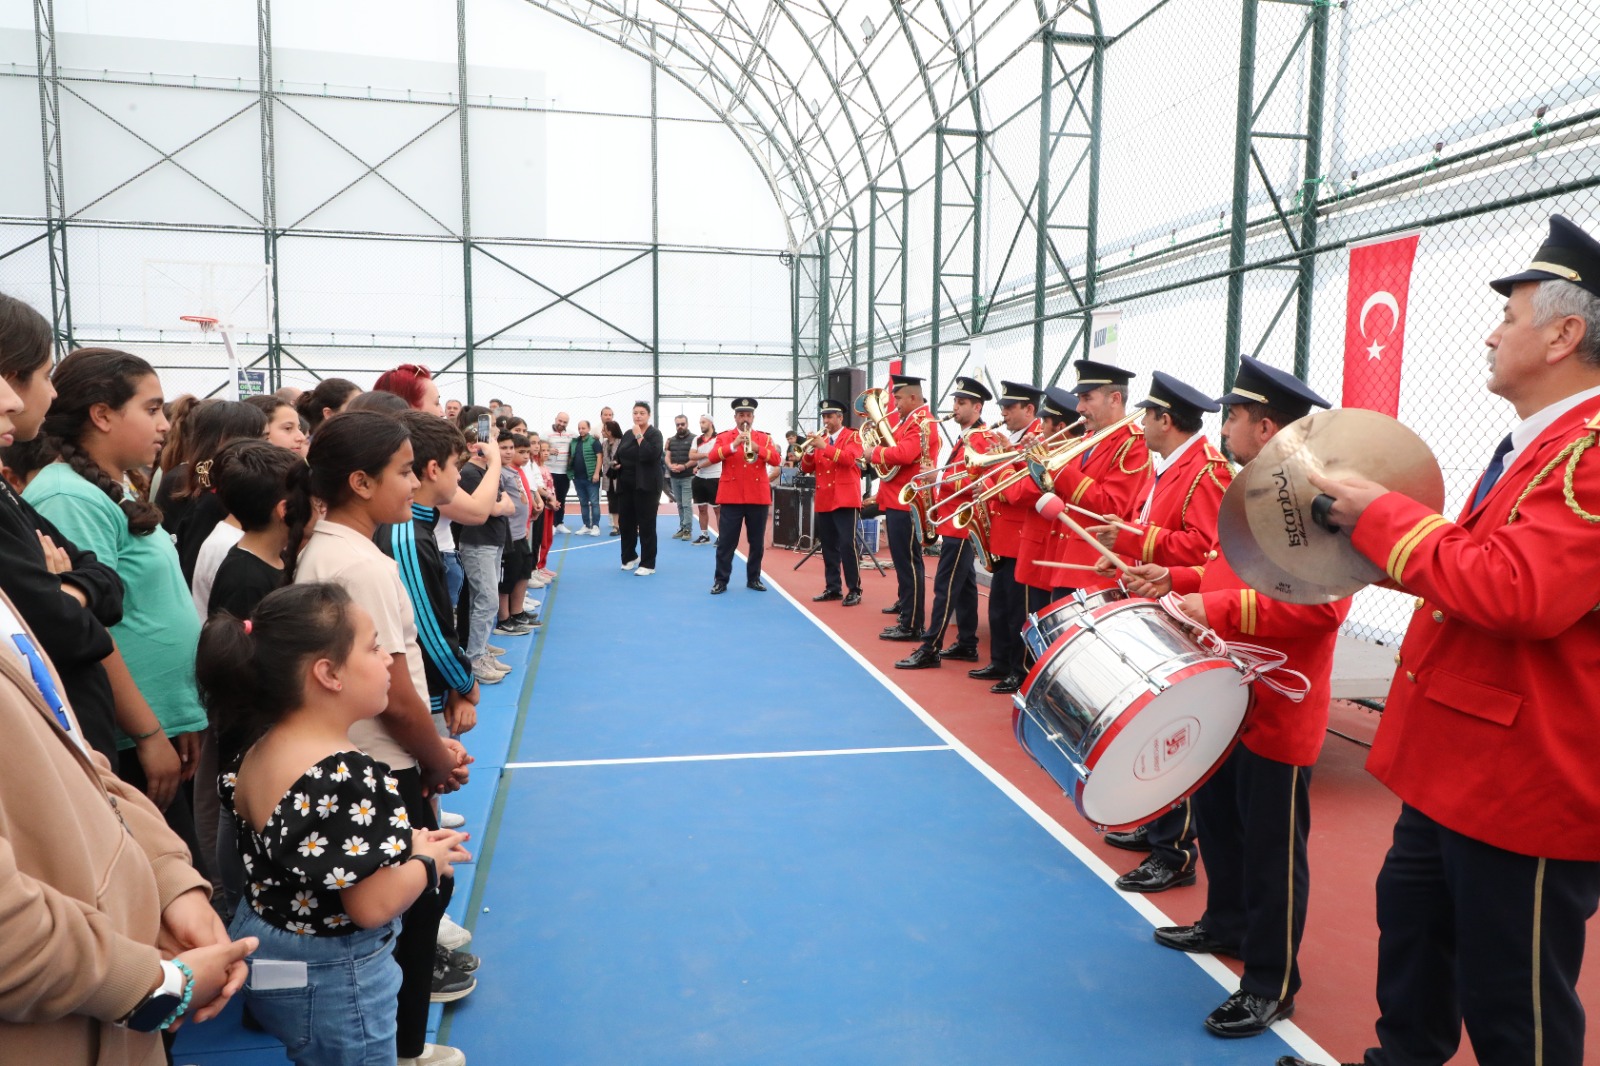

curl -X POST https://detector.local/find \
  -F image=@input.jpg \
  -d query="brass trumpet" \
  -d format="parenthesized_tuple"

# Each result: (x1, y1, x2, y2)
(904, 428, 1017, 491)
(738, 428, 759, 463)
(798, 428, 829, 456)
(923, 423, 1074, 524)
(948, 412, 1143, 526)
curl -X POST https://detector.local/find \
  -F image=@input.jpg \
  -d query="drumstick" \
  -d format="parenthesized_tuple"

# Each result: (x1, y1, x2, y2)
(1032, 560, 1105, 572)
(1062, 501, 1142, 535)
(1057, 511, 1133, 574)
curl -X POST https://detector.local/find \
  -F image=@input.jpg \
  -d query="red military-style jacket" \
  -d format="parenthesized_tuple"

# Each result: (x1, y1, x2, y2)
(1111, 435, 1232, 566)
(1034, 420, 1151, 574)
(1349, 399, 1600, 861)
(932, 422, 988, 539)
(1170, 551, 1350, 767)
(705, 428, 783, 505)
(799, 427, 864, 512)
(980, 418, 1042, 559)
(868, 404, 938, 514)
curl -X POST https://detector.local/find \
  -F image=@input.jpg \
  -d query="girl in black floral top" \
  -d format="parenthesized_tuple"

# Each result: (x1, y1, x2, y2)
(198, 583, 469, 1065)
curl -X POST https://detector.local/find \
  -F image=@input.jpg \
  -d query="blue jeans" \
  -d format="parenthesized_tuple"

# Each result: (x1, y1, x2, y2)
(457, 544, 502, 659)
(231, 907, 402, 1066)
(668, 476, 694, 534)
(441, 550, 464, 608)
(573, 476, 601, 529)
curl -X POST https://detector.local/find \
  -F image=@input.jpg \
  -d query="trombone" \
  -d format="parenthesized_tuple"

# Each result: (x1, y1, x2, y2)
(904, 427, 1016, 492)
(946, 412, 1142, 526)
(923, 423, 1073, 524)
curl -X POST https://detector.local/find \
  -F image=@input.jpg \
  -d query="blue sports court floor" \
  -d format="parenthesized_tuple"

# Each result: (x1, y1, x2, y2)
(176, 515, 1325, 1065)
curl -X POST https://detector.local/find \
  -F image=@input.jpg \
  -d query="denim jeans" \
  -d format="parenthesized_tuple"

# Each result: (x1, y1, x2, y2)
(441, 549, 464, 609)
(668, 476, 694, 534)
(458, 543, 503, 659)
(231, 907, 402, 1066)
(573, 477, 601, 529)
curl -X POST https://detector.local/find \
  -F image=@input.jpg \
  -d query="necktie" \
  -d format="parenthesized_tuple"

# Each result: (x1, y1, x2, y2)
(1469, 433, 1514, 511)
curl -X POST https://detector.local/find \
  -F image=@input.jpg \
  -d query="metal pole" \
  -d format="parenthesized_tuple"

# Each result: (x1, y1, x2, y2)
(258, 0, 283, 389)
(456, 0, 475, 403)
(931, 130, 945, 388)
(866, 190, 879, 385)
(1033, 34, 1053, 383)
(650, 27, 661, 416)
(1222, 0, 1259, 391)
(33, 0, 73, 353)
(790, 258, 800, 428)
(1084, 21, 1103, 361)
(1292, 0, 1330, 382)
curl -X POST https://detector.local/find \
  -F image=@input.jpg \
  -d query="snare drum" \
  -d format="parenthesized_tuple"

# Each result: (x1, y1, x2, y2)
(1021, 586, 1128, 662)
(1013, 599, 1250, 830)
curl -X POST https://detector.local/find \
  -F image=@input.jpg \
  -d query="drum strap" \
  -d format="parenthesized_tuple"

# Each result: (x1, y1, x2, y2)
(1157, 593, 1311, 702)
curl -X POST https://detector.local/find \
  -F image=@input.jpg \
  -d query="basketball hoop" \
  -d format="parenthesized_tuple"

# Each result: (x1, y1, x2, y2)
(179, 314, 245, 399)
(179, 314, 220, 333)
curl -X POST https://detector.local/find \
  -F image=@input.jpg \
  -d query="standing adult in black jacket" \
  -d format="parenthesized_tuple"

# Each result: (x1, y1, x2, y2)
(611, 401, 664, 575)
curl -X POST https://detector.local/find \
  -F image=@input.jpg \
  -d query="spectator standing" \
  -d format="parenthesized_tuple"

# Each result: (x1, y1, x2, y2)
(568, 420, 603, 534)
(444, 399, 462, 422)
(664, 414, 697, 540)
(533, 438, 558, 581)
(690, 414, 721, 544)
(373, 364, 443, 418)
(450, 410, 515, 684)
(495, 433, 535, 639)
(294, 378, 362, 439)
(600, 419, 623, 536)
(611, 402, 663, 575)
(544, 412, 573, 532)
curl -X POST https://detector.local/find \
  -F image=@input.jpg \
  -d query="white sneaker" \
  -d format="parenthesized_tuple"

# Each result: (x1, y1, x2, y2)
(398, 1043, 466, 1066)
(622, 560, 639, 571)
(585, 525, 599, 535)
(437, 915, 472, 950)
(636, 567, 655, 576)
(439, 810, 466, 829)
(471, 657, 504, 684)
(527, 574, 549, 588)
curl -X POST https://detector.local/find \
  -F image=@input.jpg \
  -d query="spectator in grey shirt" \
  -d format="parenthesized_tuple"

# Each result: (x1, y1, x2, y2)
(664, 414, 697, 540)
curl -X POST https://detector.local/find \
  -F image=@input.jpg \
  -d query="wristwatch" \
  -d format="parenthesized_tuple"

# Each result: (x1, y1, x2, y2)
(410, 853, 439, 894)
(121, 960, 187, 1032)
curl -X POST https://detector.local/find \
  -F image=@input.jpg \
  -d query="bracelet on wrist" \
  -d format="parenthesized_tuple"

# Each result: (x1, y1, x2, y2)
(130, 725, 163, 741)
(157, 960, 194, 1031)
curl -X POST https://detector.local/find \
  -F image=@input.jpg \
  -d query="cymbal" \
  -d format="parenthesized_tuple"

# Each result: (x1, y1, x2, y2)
(1218, 408, 1444, 604)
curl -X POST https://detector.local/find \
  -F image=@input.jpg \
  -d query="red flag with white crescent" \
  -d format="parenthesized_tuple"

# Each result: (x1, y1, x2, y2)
(1342, 233, 1420, 416)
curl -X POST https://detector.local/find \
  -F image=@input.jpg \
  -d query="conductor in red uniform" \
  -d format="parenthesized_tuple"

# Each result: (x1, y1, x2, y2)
(800, 396, 864, 606)
(1284, 215, 1600, 1066)
(869, 374, 939, 642)
(1121, 355, 1347, 1040)
(703, 396, 783, 594)
(1094, 371, 1232, 895)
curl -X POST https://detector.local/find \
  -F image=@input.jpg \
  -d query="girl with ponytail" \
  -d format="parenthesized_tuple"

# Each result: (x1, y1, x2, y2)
(24, 348, 209, 851)
(198, 583, 470, 1065)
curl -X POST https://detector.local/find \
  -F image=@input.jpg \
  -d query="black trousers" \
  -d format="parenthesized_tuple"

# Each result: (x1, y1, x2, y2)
(714, 502, 768, 584)
(922, 534, 977, 651)
(392, 767, 454, 1058)
(617, 488, 658, 568)
(1192, 744, 1311, 1001)
(816, 507, 860, 594)
(552, 473, 570, 521)
(1145, 799, 1199, 873)
(1021, 583, 1055, 667)
(1367, 804, 1600, 1066)
(984, 557, 1026, 674)
(884, 508, 926, 631)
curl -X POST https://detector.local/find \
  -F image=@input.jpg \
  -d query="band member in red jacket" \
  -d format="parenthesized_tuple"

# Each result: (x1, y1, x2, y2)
(896, 376, 991, 669)
(1093, 371, 1232, 895)
(1121, 355, 1346, 1040)
(969, 381, 1042, 693)
(1006, 386, 1084, 624)
(867, 374, 939, 642)
(1281, 216, 1600, 1066)
(800, 397, 864, 606)
(703, 397, 783, 594)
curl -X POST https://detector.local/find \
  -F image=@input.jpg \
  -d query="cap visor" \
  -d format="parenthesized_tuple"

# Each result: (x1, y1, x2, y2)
(1490, 268, 1560, 296)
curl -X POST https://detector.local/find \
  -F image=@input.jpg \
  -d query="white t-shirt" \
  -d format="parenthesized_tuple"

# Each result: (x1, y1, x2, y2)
(190, 521, 245, 619)
(293, 520, 427, 771)
(694, 433, 723, 479)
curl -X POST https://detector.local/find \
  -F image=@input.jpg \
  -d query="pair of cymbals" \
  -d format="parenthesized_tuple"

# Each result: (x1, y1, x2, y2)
(1217, 408, 1444, 604)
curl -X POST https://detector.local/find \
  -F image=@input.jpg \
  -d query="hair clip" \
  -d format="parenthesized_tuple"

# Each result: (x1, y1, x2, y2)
(242, 619, 253, 635)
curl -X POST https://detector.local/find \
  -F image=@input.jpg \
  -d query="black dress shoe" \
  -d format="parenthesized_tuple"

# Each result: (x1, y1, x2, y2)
(894, 646, 942, 670)
(989, 673, 1023, 694)
(938, 644, 979, 662)
(710, 582, 728, 595)
(1204, 989, 1294, 1038)
(841, 590, 862, 607)
(1103, 824, 1152, 851)
(1114, 856, 1197, 894)
(747, 580, 767, 591)
(1277, 1058, 1362, 1066)
(881, 602, 902, 615)
(1153, 923, 1239, 957)
(812, 589, 843, 602)
(968, 662, 1008, 680)
(879, 624, 923, 642)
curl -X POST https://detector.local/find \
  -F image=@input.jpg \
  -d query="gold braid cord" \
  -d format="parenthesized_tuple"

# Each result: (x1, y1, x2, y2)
(1506, 431, 1600, 525)
(1114, 435, 1149, 475)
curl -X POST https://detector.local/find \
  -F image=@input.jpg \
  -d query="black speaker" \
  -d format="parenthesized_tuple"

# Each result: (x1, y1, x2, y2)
(826, 366, 866, 429)
(772, 486, 803, 548)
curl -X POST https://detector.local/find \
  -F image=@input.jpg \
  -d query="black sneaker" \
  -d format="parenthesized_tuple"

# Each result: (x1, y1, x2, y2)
(512, 612, 542, 628)
(431, 953, 477, 1003)
(435, 942, 481, 974)
(693, 534, 710, 544)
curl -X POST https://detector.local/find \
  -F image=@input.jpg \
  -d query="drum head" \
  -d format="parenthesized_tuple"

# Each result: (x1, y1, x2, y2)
(1077, 664, 1248, 828)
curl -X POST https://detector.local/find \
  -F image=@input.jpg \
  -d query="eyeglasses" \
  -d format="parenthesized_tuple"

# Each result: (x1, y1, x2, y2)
(395, 363, 433, 379)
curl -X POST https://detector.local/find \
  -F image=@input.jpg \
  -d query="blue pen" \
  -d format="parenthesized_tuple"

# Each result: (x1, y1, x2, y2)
(12, 633, 70, 733)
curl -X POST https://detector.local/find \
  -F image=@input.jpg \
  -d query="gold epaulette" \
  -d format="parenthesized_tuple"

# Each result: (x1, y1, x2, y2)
(1507, 418, 1600, 525)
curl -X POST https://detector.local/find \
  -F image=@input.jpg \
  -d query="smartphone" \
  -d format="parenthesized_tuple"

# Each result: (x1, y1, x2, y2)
(476, 413, 492, 443)
(247, 959, 307, 991)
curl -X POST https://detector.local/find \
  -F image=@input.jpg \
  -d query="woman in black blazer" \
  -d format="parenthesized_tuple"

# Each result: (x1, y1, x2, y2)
(611, 401, 665, 573)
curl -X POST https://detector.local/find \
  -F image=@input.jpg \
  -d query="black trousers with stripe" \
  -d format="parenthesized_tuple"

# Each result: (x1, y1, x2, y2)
(713, 503, 768, 585)
(1367, 804, 1600, 1066)
(1191, 744, 1311, 1001)
(1145, 800, 1199, 873)
(816, 507, 860, 594)
(986, 556, 1025, 674)
(921, 534, 977, 652)
(884, 508, 925, 631)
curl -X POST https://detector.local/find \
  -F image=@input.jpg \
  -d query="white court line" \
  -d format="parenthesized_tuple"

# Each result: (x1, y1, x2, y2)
(547, 537, 617, 554)
(755, 553, 1333, 1064)
(507, 744, 950, 770)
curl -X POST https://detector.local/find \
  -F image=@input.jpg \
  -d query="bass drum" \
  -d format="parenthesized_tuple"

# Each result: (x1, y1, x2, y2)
(1021, 586, 1128, 662)
(1013, 600, 1250, 831)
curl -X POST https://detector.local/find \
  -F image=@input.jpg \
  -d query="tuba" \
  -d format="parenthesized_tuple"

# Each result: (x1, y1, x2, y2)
(855, 388, 901, 479)
(896, 412, 940, 547)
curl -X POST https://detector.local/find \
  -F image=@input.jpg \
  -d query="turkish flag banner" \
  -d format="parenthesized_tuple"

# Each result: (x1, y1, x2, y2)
(1343, 232, 1420, 416)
